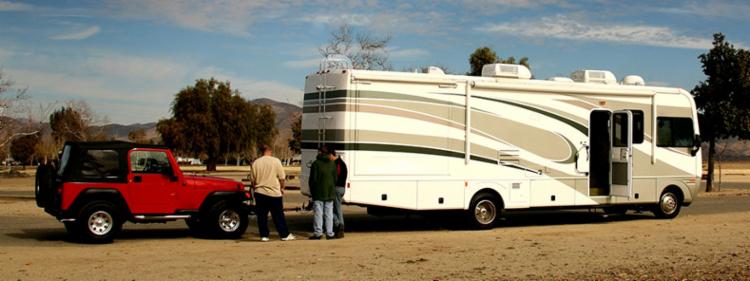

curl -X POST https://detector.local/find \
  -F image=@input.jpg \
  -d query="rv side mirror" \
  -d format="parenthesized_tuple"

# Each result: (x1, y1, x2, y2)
(691, 134, 702, 156)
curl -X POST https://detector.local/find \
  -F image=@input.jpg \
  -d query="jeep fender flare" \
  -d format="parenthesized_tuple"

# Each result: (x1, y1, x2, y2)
(64, 189, 132, 220)
(198, 191, 246, 214)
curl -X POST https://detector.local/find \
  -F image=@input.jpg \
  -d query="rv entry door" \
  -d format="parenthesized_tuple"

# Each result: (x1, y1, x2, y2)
(610, 110, 633, 198)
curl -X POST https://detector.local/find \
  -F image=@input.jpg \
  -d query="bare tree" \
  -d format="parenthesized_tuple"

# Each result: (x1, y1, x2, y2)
(0, 69, 38, 149)
(319, 24, 392, 70)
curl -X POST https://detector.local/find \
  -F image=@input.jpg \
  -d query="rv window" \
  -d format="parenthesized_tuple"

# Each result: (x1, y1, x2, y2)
(631, 110, 644, 144)
(656, 117, 694, 147)
(612, 113, 629, 147)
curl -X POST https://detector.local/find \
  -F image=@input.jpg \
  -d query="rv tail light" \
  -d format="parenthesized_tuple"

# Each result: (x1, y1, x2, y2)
(464, 181, 468, 187)
(346, 182, 350, 188)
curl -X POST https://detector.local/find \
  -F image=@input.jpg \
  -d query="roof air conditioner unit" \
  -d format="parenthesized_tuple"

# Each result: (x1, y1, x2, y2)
(481, 64, 532, 79)
(622, 75, 645, 86)
(570, 70, 617, 85)
(426, 66, 445, 75)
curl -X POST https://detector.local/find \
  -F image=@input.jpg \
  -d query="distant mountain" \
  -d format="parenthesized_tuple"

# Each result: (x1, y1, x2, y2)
(95, 123, 158, 141)
(251, 98, 302, 145)
(94, 98, 302, 145)
(702, 138, 750, 160)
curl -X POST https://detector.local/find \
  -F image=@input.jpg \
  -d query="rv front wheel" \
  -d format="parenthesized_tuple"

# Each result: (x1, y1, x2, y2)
(468, 193, 501, 229)
(653, 191, 681, 219)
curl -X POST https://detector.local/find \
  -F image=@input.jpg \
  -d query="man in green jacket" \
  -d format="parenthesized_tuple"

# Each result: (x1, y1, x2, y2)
(308, 145, 337, 239)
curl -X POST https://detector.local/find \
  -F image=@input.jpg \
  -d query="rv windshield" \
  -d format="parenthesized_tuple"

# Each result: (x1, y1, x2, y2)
(656, 117, 694, 147)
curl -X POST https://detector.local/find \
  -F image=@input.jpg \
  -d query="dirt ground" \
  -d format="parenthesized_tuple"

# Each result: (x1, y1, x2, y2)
(1, 167, 750, 280)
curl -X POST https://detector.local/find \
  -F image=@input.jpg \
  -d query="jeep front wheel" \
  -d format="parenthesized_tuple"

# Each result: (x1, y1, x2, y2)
(71, 201, 122, 243)
(205, 201, 248, 239)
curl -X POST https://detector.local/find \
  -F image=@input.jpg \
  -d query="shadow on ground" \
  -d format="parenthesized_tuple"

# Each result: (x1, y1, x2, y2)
(4, 209, 658, 244)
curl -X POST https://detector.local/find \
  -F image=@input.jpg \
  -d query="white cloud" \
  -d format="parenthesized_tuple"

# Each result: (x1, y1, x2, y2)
(461, 0, 570, 10)
(0, 48, 12, 61)
(202, 69, 302, 104)
(477, 15, 714, 49)
(300, 11, 446, 35)
(283, 58, 321, 69)
(0, 0, 32, 11)
(302, 13, 373, 27)
(658, 1, 750, 21)
(50, 25, 100, 40)
(85, 52, 189, 81)
(389, 48, 429, 58)
(110, 0, 287, 36)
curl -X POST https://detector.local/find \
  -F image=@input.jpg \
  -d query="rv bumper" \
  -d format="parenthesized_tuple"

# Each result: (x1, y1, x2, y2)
(683, 180, 700, 206)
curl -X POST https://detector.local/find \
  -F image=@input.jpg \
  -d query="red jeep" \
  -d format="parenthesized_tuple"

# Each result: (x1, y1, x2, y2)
(35, 141, 251, 243)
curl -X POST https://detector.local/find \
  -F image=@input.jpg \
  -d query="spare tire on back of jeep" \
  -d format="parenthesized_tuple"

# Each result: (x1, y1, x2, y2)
(35, 163, 55, 208)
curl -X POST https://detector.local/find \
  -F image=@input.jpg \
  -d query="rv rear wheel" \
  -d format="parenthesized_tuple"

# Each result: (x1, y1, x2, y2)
(652, 191, 681, 219)
(468, 193, 501, 229)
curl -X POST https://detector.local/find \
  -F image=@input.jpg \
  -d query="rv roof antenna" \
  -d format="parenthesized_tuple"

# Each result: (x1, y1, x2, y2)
(320, 54, 353, 72)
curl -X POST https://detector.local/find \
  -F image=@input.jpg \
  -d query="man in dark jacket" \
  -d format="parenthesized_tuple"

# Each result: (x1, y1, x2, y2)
(331, 148, 348, 238)
(308, 145, 337, 239)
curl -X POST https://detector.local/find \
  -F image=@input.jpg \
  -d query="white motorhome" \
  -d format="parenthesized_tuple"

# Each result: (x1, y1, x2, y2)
(300, 57, 702, 228)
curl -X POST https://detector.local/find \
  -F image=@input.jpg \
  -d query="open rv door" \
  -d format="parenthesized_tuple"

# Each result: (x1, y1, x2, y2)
(610, 110, 633, 198)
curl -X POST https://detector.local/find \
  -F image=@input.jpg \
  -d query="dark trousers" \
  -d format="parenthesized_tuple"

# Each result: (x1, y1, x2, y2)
(255, 193, 290, 238)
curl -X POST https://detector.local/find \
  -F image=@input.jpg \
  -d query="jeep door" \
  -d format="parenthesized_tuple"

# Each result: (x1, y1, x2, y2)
(127, 149, 180, 214)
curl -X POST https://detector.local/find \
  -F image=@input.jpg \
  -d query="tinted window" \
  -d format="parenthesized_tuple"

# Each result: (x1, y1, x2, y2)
(632, 110, 644, 144)
(79, 150, 120, 179)
(57, 145, 71, 177)
(130, 151, 171, 174)
(657, 117, 694, 147)
(612, 113, 629, 147)
(612, 110, 644, 147)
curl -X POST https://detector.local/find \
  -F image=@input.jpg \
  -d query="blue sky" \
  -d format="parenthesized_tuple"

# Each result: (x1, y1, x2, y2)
(1, 0, 749, 124)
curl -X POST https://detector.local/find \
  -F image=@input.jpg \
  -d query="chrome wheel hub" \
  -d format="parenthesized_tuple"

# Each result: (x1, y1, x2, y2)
(474, 199, 497, 225)
(660, 194, 678, 215)
(88, 211, 113, 235)
(218, 210, 241, 232)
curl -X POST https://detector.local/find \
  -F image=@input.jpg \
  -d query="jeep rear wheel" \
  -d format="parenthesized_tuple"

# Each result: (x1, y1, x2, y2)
(205, 201, 248, 239)
(71, 201, 122, 243)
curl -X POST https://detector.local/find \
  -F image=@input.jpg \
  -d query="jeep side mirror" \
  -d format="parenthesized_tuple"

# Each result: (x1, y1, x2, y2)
(691, 134, 701, 156)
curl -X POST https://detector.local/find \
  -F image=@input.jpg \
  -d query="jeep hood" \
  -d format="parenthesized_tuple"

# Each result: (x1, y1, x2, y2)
(184, 174, 242, 190)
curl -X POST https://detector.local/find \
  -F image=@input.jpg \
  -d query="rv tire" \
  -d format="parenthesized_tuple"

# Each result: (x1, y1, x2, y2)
(468, 192, 501, 229)
(652, 190, 681, 219)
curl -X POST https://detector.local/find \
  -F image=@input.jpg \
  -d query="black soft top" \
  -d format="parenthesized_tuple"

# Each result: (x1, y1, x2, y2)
(59, 141, 169, 183)
(64, 141, 167, 150)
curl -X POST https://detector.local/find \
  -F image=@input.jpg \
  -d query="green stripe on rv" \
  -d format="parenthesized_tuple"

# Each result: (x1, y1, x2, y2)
(304, 90, 462, 107)
(300, 141, 535, 172)
(303, 90, 588, 135)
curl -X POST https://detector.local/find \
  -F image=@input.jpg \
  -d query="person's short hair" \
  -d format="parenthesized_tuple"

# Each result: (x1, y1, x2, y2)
(318, 145, 330, 155)
(260, 144, 272, 154)
(329, 147, 337, 156)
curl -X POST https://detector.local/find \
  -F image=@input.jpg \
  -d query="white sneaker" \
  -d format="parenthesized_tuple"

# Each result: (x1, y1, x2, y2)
(281, 234, 296, 241)
(260, 237, 270, 242)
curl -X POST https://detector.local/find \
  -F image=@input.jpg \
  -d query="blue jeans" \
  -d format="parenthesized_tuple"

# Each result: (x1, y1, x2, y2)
(333, 186, 345, 228)
(312, 200, 334, 237)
